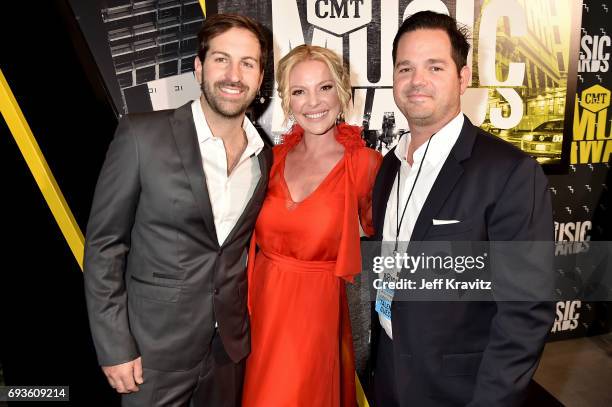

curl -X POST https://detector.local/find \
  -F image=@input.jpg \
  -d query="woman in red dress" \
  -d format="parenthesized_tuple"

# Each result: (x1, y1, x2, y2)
(242, 45, 382, 407)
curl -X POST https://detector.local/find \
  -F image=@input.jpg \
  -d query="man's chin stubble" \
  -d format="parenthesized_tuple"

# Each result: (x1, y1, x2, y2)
(205, 93, 250, 119)
(405, 114, 434, 128)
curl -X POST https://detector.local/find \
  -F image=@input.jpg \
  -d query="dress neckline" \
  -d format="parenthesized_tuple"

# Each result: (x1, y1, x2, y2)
(278, 123, 364, 204)
(280, 152, 345, 204)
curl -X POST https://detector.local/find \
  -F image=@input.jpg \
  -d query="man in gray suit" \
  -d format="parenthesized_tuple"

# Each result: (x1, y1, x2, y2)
(84, 14, 272, 407)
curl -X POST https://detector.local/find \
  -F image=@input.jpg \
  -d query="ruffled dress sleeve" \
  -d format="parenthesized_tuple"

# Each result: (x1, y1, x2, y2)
(333, 124, 383, 283)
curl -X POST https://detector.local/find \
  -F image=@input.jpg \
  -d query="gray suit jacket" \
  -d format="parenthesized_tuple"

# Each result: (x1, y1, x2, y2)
(84, 103, 271, 371)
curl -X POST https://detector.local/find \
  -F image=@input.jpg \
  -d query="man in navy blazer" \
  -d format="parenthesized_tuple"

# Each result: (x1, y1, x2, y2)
(370, 11, 555, 407)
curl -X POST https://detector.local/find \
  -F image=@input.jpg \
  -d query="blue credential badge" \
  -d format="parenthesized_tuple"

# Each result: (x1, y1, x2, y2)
(375, 268, 399, 320)
(375, 241, 407, 321)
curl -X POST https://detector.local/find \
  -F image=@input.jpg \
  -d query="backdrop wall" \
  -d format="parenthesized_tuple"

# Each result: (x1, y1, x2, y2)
(0, 0, 610, 405)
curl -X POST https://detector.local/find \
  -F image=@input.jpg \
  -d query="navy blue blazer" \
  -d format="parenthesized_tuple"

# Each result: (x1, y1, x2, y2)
(370, 115, 555, 407)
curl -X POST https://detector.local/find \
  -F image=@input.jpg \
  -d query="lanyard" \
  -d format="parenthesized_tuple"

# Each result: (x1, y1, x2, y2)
(394, 134, 434, 254)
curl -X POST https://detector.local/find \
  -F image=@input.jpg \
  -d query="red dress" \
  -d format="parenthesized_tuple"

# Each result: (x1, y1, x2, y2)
(242, 124, 382, 407)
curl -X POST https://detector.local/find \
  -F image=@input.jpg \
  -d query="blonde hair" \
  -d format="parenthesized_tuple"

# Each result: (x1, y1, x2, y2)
(276, 45, 352, 121)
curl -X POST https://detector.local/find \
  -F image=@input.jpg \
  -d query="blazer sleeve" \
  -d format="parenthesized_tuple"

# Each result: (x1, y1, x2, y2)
(468, 156, 555, 407)
(83, 116, 141, 367)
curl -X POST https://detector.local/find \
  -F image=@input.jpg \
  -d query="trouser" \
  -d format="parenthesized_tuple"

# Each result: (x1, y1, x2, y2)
(122, 329, 245, 407)
(373, 330, 400, 407)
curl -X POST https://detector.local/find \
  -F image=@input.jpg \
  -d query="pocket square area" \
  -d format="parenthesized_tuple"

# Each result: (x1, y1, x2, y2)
(432, 219, 460, 225)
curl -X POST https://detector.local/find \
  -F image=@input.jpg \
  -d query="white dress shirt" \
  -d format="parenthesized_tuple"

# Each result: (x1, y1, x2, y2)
(379, 112, 464, 339)
(191, 100, 264, 246)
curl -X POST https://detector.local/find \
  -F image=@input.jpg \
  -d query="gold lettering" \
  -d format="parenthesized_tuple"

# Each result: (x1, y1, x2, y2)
(603, 141, 612, 163)
(573, 99, 596, 141)
(596, 109, 611, 140)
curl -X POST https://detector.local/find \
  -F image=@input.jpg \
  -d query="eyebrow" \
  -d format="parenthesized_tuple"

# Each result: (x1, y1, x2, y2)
(289, 79, 334, 89)
(395, 58, 449, 67)
(427, 58, 448, 65)
(209, 50, 259, 64)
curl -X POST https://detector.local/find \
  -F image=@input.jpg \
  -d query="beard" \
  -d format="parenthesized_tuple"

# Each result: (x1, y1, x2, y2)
(397, 87, 438, 127)
(404, 107, 436, 127)
(201, 79, 254, 118)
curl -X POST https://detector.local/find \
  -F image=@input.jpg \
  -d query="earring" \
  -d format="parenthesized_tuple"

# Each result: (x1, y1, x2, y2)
(288, 112, 295, 122)
(336, 112, 344, 125)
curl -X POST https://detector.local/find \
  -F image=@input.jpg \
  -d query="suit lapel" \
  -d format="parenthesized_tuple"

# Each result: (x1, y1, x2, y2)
(373, 147, 401, 240)
(410, 115, 477, 243)
(170, 103, 218, 244)
(222, 147, 271, 247)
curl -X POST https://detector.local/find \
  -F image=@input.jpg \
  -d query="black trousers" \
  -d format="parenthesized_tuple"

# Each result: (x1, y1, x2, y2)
(373, 330, 400, 407)
(122, 329, 245, 407)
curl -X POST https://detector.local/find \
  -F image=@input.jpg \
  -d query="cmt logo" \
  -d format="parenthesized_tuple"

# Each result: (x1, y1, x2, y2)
(551, 301, 581, 333)
(572, 84, 612, 164)
(579, 35, 610, 73)
(308, 0, 372, 35)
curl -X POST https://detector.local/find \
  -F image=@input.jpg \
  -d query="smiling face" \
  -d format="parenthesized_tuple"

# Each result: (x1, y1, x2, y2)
(393, 28, 470, 132)
(288, 59, 341, 136)
(195, 27, 263, 118)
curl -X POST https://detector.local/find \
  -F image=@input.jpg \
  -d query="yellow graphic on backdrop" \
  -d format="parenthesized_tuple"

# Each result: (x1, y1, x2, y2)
(572, 84, 612, 164)
(0, 68, 85, 268)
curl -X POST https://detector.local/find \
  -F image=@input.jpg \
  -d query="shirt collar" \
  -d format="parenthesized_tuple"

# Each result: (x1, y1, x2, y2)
(191, 99, 264, 157)
(394, 112, 464, 167)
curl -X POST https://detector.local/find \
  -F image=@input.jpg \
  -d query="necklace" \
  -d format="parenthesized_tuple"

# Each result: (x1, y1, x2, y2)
(394, 133, 434, 254)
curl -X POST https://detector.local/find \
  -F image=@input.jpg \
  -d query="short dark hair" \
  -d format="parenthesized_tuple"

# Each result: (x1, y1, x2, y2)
(392, 11, 470, 73)
(197, 13, 270, 72)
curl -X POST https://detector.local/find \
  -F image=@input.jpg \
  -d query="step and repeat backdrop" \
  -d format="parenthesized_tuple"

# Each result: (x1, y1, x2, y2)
(546, 1, 611, 340)
(68, 0, 610, 343)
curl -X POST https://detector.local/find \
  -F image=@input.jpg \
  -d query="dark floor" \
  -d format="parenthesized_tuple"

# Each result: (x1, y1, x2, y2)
(534, 333, 612, 407)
